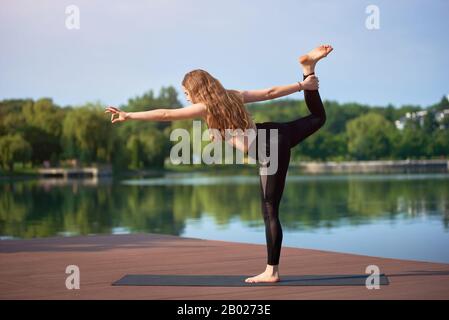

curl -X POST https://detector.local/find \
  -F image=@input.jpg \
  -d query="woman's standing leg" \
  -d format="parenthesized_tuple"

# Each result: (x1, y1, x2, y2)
(245, 45, 333, 283)
(245, 123, 291, 283)
(245, 93, 325, 283)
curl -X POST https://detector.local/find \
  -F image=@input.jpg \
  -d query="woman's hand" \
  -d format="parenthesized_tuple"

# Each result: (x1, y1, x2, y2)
(104, 106, 128, 123)
(300, 75, 319, 91)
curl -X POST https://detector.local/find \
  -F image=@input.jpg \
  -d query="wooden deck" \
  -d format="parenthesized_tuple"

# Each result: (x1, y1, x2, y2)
(1, 233, 448, 299)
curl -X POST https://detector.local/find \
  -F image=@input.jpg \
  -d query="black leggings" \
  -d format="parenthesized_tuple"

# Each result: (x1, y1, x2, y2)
(253, 72, 326, 265)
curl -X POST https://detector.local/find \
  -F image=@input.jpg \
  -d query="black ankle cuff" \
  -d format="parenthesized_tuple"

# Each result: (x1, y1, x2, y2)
(303, 72, 315, 80)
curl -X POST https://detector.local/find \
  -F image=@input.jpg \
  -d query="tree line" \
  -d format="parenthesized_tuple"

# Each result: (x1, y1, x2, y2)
(0, 86, 448, 173)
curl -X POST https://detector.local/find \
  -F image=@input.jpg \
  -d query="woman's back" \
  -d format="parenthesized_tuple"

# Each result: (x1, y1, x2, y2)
(208, 91, 257, 154)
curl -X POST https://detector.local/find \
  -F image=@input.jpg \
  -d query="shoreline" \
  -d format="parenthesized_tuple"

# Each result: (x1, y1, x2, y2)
(292, 159, 449, 173)
(1, 159, 448, 181)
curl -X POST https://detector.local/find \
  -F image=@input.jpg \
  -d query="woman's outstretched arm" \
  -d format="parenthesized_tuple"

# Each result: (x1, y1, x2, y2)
(236, 76, 319, 103)
(104, 103, 207, 123)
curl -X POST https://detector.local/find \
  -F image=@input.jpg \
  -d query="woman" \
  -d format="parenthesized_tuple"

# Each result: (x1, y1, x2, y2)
(105, 44, 333, 283)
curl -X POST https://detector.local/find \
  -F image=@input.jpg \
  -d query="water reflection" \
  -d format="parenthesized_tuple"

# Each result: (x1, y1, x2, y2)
(1, 172, 448, 262)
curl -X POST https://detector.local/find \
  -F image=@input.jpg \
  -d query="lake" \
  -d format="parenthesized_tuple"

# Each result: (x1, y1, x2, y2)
(1, 170, 448, 264)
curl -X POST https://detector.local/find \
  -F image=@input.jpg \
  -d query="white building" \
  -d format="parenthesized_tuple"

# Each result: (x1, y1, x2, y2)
(395, 108, 449, 130)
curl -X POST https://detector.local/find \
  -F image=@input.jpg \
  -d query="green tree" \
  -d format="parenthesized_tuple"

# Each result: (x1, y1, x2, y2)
(125, 134, 142, 169)
(394, 124, 428, 159)
(21, 98, 64, 165)
(430, 129, 449, 157)
(139, 128, 168, 168)
(422, 111, 438, 134)
(429, 95, 449, 112)
(346, 112, 396, 160)
(293, 131, 347, 161)
(0, 134, 32, 172)
(61, 103, 116, 164)
(324, 101, 368, 134)
(125, 86, 182, 131)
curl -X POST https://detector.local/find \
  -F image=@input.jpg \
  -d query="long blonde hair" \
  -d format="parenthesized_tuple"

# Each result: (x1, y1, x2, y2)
(182, 69, 255, 139)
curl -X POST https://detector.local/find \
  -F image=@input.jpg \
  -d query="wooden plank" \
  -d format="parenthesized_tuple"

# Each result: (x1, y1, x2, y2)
(0, 233, 448, 299)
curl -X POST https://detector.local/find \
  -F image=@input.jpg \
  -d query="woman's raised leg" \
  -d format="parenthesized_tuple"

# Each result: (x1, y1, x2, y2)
(285, 45, 333, 148)
(285, 72, 327, 148)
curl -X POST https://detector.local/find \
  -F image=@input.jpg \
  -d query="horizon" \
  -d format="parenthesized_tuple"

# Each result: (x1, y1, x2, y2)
(2, 87, 447, 110)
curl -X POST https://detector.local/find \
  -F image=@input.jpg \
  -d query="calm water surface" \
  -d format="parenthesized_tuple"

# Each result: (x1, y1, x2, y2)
(1, 171, 448, 263)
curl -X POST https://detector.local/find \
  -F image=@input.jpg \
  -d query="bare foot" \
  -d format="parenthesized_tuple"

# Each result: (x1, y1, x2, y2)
(245, 271, 280, 283)
(299, 44, 333, 65)
(299, 44, 333, 74)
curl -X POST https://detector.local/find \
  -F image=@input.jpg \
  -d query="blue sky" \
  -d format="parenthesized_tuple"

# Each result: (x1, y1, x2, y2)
(0, 0, 448, 108)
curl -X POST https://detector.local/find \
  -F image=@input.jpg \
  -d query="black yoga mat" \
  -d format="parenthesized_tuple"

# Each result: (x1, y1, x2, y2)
(112, 274, 389, 286)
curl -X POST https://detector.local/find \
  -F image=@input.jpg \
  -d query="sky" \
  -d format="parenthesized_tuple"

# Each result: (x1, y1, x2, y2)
(0, 0, 448, 108)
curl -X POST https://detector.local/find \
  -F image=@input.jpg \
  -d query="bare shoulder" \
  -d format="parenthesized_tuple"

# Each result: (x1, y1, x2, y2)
(227, 89, 245, 102)
(186, 102, 208, 111)
(191, 102, 208, 119)
(167, 102, 208, 121)
(227, 89, 244, 96)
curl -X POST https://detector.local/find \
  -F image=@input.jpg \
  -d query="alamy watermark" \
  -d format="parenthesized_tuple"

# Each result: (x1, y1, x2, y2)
(365, 5, 380, 30)
(169, 120, 279, 175)
(65, 5, 80, 30)
(365, 265, 381, 289)
(65, 265, 80, 290)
